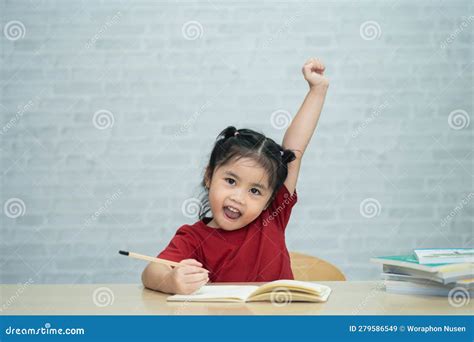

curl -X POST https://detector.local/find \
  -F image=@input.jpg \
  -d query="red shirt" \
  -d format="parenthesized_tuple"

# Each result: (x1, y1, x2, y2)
(157, 184, 297, 282)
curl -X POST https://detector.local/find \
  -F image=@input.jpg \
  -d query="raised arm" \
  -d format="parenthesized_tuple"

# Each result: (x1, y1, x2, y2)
(282, 58, 329, 195)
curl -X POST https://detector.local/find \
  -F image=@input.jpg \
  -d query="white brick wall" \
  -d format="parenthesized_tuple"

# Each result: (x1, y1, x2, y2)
(1, 0, 472, 284)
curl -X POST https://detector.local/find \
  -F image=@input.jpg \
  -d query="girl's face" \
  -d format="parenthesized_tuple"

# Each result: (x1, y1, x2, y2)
(205, 157, 272, 231)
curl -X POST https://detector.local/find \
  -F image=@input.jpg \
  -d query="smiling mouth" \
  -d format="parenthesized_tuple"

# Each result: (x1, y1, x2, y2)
(223, 206, 242, 220)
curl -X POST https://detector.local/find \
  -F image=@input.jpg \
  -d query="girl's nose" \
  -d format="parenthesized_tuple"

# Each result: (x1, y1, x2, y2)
(230, 190, 244, 204)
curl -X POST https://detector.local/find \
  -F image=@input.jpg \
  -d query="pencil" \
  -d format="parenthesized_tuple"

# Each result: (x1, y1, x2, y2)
(119, 250, 183, 268)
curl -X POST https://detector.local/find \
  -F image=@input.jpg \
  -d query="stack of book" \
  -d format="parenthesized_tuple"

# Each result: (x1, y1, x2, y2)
(371, 248, 474, 296)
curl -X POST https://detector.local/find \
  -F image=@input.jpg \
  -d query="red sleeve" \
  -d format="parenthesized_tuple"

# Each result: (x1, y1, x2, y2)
(157, 225, 199, 262)
(262, 183, 298, 232)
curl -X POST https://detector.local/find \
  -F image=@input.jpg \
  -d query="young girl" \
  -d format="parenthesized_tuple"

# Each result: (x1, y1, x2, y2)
(142, 57, 329, 295)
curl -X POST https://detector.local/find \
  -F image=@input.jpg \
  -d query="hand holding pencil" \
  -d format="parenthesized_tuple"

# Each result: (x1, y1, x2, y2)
(168, 259, 210, 294)
(120, 250, 210, 295)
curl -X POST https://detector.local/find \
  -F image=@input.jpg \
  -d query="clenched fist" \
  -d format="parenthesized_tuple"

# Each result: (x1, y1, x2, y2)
(302, 57, 329, 89)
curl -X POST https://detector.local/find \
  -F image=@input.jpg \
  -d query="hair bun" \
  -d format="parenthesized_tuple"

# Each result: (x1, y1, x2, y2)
(219, 126, 238, 140)
(281, 149, 296, 164)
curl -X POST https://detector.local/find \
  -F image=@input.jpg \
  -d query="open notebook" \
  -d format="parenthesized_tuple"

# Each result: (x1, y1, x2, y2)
(167, 279, 331, 303)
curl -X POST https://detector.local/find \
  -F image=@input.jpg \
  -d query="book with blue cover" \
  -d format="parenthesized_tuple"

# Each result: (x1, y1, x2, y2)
(414, 248, 474, 264)
(371, 253, 473, 284)
(371, 254, 472, 271)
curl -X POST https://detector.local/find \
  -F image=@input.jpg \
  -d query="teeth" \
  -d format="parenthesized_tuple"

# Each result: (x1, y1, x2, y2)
(226, 206, 240, 213)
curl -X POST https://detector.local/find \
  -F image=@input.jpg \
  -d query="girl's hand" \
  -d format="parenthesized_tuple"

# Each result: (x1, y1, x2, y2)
(170, 259, 210, 295)
(302, 57, 329, 89)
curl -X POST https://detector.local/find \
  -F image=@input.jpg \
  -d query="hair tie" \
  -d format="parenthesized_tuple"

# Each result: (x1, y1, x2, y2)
(234, 131, 240, 137)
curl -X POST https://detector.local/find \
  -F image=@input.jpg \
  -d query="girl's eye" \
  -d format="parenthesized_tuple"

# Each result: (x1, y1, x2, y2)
(225, 178, 235, 185)
(224, 178, 261, 195)
(250, 188, 261, 196)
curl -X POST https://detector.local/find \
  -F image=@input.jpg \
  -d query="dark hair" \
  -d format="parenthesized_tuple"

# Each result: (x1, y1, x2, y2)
(199, 126, 296, 220)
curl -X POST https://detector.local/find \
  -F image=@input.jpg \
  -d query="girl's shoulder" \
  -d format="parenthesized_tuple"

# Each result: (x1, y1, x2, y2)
(174, 219, 210, 236)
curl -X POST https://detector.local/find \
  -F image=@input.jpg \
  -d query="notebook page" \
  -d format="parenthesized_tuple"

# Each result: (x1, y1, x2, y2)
(248, 279, 330, 298)
(167, 285, 259, 302)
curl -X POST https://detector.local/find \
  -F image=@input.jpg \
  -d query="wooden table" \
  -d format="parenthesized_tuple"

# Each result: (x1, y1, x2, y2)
(1, 281, 471, 315)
